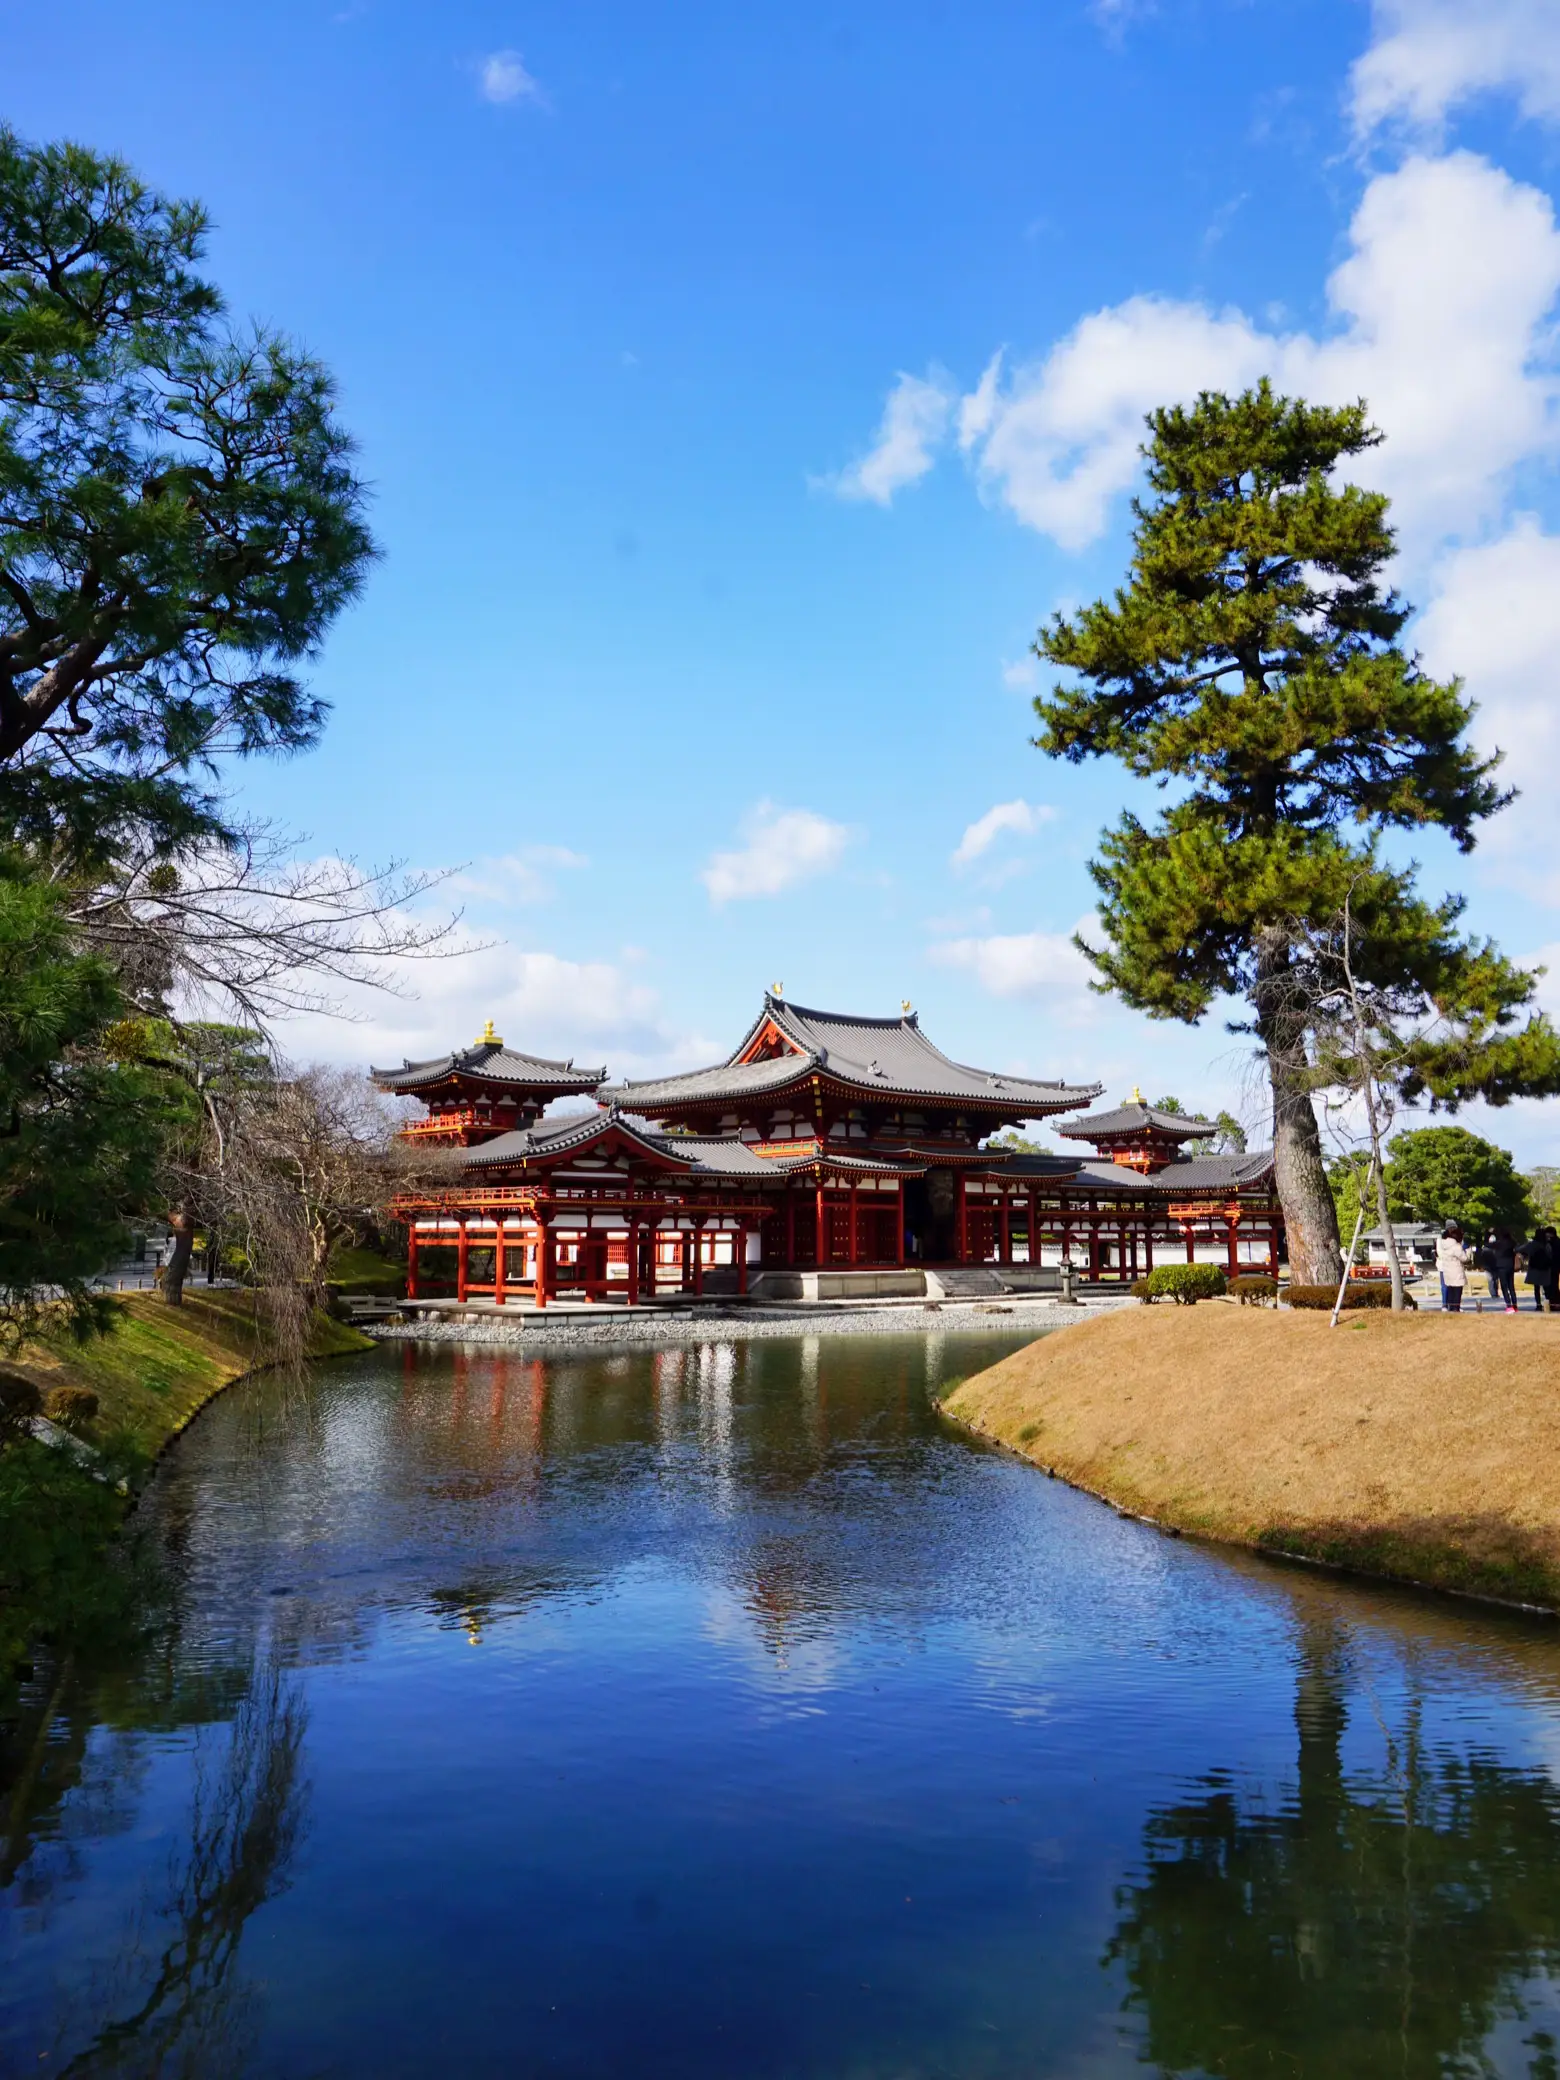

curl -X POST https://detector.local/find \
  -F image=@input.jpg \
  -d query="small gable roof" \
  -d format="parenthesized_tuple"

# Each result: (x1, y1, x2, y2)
(1053, 1100, 1216, 1144)
(372, 1040, 606, 1097)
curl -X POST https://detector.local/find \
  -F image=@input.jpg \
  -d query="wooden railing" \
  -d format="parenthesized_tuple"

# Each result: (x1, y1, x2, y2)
(400, 1109, 495, 1139)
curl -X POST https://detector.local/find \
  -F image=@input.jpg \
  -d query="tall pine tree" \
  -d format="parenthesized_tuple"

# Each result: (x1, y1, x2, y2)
(1033, 383, 1560, 1283)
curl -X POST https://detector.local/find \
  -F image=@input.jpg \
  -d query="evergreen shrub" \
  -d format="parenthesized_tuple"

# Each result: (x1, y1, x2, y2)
(1286, 1283, 1414, 1311)
(0, 1372, 41, 1436)
(1230, 1275, 1278, 1305)
(45, 1385, 99, 1433)
(1142, 1264, 1227, 1305)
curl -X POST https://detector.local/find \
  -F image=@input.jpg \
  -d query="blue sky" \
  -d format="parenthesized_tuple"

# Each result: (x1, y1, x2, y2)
(8, 1, 1560, 1159)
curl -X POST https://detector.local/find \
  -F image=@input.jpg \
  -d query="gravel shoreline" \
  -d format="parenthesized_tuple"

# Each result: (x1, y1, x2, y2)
(365, 1298, 1125, 1351)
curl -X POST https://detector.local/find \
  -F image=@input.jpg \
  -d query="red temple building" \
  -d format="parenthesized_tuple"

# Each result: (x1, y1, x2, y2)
(373, 993, 1284, 1308)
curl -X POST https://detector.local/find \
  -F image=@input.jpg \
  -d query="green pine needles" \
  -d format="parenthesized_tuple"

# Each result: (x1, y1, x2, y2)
(1034, 382, 1560, 1283)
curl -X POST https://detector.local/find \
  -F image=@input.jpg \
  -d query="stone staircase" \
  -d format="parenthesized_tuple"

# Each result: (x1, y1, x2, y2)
(924, 1267, 1007, 1299)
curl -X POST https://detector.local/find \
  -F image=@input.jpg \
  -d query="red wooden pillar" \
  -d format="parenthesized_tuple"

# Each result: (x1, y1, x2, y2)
(625, 1217, 638, 1307)
(536, 1220, 552, 1309)
(457, 1220, 469, 1303)
(1000, 1193, 1011, 1265)
(1268, 1224, 1280, 1278)
(692, 1220, 705, 1296)
(736, 1225, 749, 1295)
(815, 1180, 827, 1267)
(407, 1227, 420, 1299)
(494, 1222, 506, 1306)
(956, 1176, 968, 1264)
(785, 1191, 796, 1266)
(1183, 1223, 1196, 1265)
(1088, 1224, 1100, 1279)
(1028, 1189, 1038, 1267)
(1145, 1222, 1154, 1273)
(1226, 1215, 1241, 1276)
(849, 1182, 860, 1267)
(895, 1182, 905, 1266)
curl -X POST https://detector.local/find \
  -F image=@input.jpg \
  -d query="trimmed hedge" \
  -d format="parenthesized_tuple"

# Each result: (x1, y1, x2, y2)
(45, 1384, 100, 1433)
(0, 1372, 40, 1437)
(1286, 1282, 1417, 1311)
(1138, 1263, 1228, 1305)
(1230, 1274, 1278, 1305)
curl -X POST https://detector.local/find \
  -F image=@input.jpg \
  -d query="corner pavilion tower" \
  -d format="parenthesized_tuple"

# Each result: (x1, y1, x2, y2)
(374, 993, 1283, 1307)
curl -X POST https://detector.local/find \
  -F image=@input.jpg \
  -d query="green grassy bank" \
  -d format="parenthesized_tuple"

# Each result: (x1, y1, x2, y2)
(1, 1293, 371, 1686)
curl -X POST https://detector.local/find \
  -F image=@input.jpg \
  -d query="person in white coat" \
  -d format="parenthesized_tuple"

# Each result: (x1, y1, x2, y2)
(1437, 1221, 1470, 1312)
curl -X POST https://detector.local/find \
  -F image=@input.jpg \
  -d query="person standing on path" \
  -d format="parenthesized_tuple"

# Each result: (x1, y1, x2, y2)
(1483, 1228, 1520, 1313)
(1437, 1223, 1470, 1312)
(1526, 1226, 1560, 1314)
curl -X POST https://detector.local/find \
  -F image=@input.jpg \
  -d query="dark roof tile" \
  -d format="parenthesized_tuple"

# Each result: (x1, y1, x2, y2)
(373, 1041, 605, 1095)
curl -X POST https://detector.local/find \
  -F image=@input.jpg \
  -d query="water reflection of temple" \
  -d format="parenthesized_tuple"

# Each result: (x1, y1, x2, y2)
(376, 993, 1283, 1307)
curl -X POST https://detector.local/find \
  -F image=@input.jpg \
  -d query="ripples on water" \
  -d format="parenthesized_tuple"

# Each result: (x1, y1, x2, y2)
(7, 1330, 1560, 2078)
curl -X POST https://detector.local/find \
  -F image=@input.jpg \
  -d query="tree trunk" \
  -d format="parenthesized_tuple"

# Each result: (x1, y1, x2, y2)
(161, 1210, 197, 1307)
(1255, 931, 1344, 1288)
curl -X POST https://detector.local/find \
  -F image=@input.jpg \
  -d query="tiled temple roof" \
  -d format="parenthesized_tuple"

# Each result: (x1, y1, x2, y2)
(1053, 1100, 1215, 1143)
(606, 993, 1099, 1116)
(1077, 1152, 1276, 1195)
(449, 1114, 928, 1183)
(455, 1111, 682, 1170)
(978, 1147, 1274, 1195)
(372, 1040, 606, 1096)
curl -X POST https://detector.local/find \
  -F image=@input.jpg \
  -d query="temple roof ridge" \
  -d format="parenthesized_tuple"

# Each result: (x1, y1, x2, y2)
(371, 1040, 607, 1095)
(1053, 1098, 1217, 1143)
(606, 995, 1098, 1115)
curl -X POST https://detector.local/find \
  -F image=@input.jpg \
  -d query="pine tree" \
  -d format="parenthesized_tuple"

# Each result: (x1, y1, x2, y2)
(0, 127, 376, 857)
(0, 856, 169, 1332)
(1034, 383, 1560, 1283)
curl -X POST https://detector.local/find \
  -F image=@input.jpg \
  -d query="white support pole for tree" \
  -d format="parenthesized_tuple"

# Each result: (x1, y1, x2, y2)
(1330, 1155, 1375, 1329)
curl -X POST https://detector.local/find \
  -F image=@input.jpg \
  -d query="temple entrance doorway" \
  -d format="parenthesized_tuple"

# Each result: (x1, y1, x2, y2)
(902, 1175, 956, 1264)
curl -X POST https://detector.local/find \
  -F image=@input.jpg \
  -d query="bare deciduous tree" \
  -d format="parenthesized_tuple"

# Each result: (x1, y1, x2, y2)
(58, 821, 465, 1031)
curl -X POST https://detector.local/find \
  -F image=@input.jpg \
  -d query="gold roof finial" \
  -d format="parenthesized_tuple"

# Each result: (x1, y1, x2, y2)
(901, 999, 913, 1016)
(477, 1018, 502, 1047)
(771, 981, 784, 997)
(1132, 1084, 1144, 1105)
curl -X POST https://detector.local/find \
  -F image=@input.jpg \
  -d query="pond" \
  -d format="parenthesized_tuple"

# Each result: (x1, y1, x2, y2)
(7, 1330, 1560, 2078)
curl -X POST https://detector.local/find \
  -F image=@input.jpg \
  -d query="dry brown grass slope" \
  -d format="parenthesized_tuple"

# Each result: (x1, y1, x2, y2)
(941, 1306, 1560, 1610)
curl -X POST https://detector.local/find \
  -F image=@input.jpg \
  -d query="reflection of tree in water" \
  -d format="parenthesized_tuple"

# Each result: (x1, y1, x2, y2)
(57, 1666, 308, 2080)
(1107, 1621, 1560, 2078)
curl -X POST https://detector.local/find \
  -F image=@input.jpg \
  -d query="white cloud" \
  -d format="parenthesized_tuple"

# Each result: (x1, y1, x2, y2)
(1415, 516, 1560, 898)
(702, 803, 851, 904)
(447, 846, 588, 907)
(273, 929, 706, 1083)
(954, 153, 1560, 555)
(479, 49, 543, 104)
(951, 799, 1056, 868)
(823, 370, 954, 505)
(1351, 0, 1560, 137)
(929, 924, 1099, 1016)
(1001, 656, 1039, 692)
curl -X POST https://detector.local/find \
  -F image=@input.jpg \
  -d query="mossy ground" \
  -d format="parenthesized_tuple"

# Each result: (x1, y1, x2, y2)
(326, 1242, 405, 1296)
(942, 1304, 1560, 1611)
(10, 1289, 369, 1460)
(0, 1293, 371, 1686)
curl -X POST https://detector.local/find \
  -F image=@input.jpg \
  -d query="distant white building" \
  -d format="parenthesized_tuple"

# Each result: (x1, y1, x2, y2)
(1362, 1223, 1438, 1272)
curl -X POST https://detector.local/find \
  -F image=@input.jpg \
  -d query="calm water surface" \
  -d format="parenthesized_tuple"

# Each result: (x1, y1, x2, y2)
(7, 1331, 1560, 2078)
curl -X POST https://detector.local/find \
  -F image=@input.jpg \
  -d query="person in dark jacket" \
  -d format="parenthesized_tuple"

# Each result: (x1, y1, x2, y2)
(1525, 1226, 1560, 1313)
(1482, 1228, 1520, 1313)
